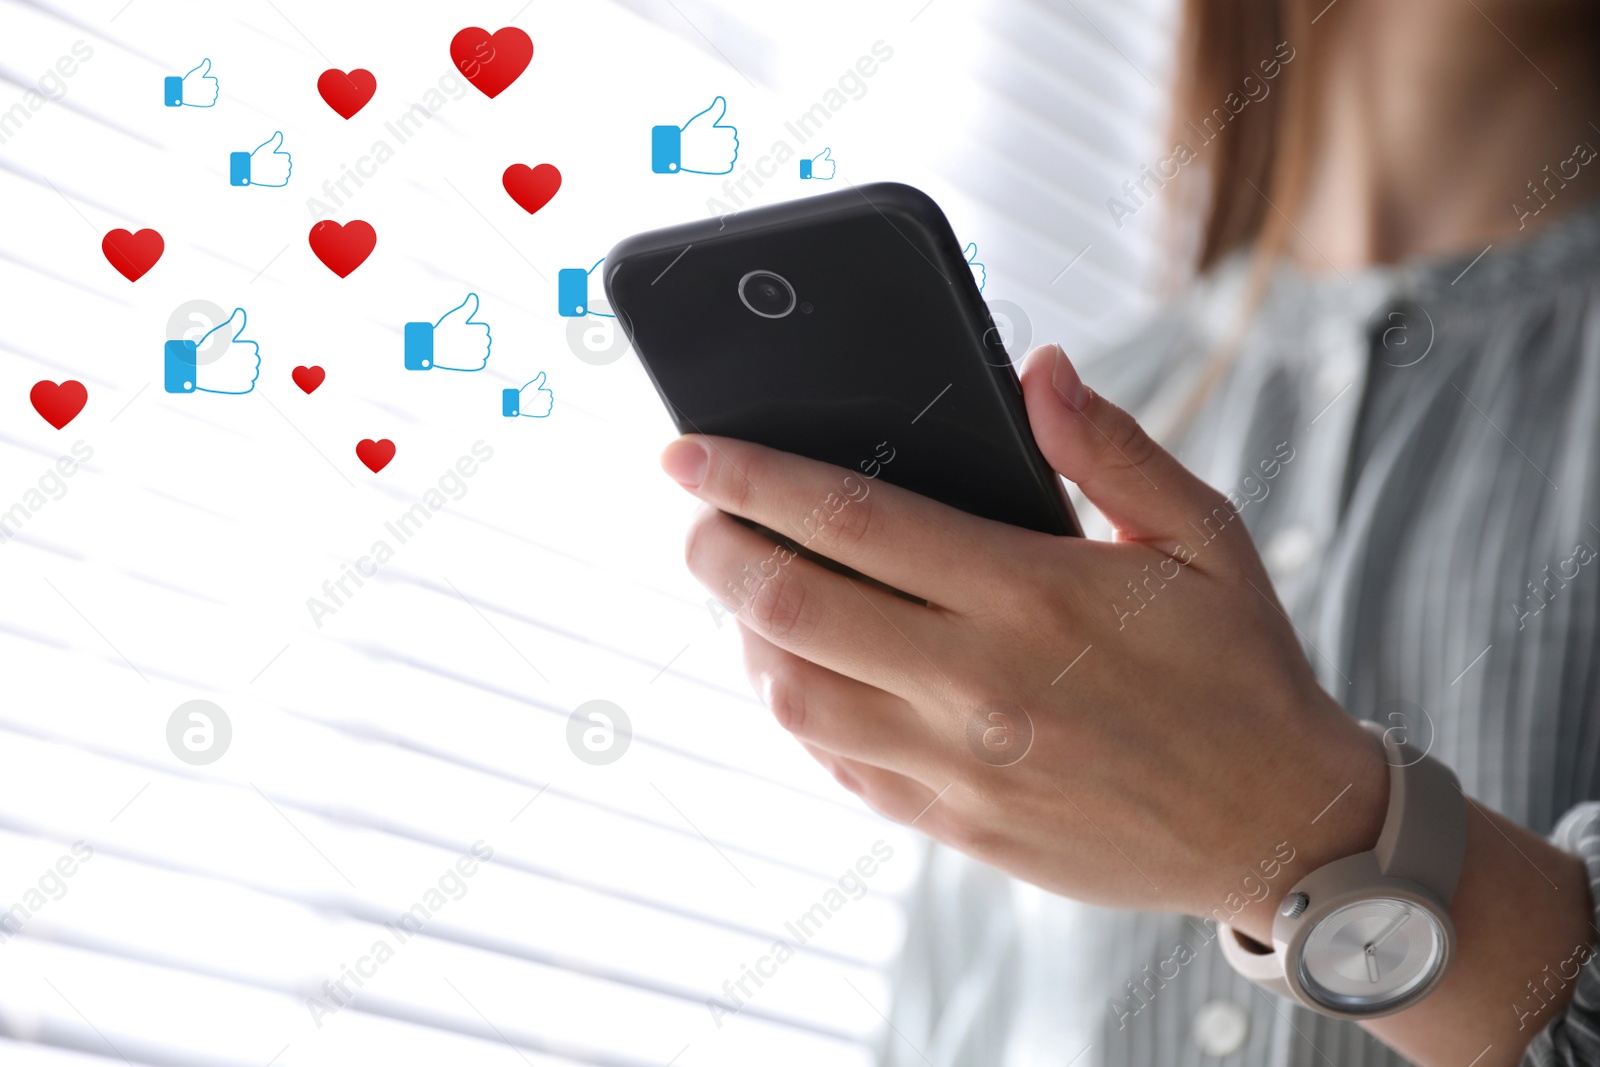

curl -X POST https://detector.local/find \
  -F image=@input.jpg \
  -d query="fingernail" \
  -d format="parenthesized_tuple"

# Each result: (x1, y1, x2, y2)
(1050, 343, 1090, 410)
(661, 437, 709, 488)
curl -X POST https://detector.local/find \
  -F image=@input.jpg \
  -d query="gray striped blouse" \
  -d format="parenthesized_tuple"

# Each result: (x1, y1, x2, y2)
(883, 204, 1600, 1067)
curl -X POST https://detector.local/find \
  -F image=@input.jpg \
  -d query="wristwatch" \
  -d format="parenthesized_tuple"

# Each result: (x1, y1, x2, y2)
(1218, 721, 1466, 1018)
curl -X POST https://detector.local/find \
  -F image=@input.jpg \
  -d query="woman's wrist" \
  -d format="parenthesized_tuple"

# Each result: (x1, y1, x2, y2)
(1365, 802, 1592, 1066)
(1207, 699, 1390, 945)
(1195, 699, 1596, 1065)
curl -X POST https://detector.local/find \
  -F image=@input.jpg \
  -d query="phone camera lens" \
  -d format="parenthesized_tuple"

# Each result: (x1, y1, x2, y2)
(738, 270, 797, 319)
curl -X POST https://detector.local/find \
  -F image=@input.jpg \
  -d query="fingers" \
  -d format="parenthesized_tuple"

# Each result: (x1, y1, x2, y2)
(800, 742, 939, 824)
(661, 434, 1025, 609)
(685, 505, 950, 702)
(1019, 344, 1238, 557)
(741, 625, 943, 779)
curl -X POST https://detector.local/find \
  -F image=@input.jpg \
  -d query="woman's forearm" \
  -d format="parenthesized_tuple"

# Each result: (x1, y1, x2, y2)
(1363, 802, 1592, 1066)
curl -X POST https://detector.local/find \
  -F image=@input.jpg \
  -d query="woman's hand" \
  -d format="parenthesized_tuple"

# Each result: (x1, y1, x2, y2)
(663, 343, 1600, 1067)
(661, 343, 1388, 939)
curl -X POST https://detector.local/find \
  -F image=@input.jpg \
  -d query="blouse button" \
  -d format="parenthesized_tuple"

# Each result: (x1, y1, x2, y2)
(1310, 320, 1362, 397)
(1192, 999, 1251, 1057)
(1317, 352, 1358, 397)
(1264, 525, 1316, 576)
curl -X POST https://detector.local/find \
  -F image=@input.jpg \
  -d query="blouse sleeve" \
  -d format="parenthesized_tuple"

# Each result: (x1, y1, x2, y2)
(1520, 801, 1600, 1065)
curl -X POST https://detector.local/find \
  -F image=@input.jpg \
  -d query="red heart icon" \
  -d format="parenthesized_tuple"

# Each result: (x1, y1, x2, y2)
(451, 27, 533, 99)
(317, 68, 377, 119)
(31, 380, 87, 429)
(356, 439, 396, 473)
(102, 228, 163, 282)
(502, 164, 561, 215)
(309, 220, 376, 277)
(292, 366, 326, 394)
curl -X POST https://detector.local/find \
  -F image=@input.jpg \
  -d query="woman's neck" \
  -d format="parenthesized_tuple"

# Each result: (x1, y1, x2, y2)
(1293, 0, 1600, 270)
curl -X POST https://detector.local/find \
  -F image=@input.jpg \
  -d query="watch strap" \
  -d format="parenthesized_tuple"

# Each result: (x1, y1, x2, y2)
(1219, 926, 1293, 998)
(1216, 719, 1466, 1016)
(1368, 721, 1466, 903)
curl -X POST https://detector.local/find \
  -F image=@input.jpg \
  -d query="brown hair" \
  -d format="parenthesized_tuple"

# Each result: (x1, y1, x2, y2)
(1159, 0, 1321, 436)
(1168, 0, 1319, 273)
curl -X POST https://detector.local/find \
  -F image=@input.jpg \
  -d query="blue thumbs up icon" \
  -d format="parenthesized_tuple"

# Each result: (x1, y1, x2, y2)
(502, 372, 554, 418)
(557, 258, 616, 319)
(165, 58, 219, 108)
(651, 96, 740, 175)
(800, 147, 836, 180)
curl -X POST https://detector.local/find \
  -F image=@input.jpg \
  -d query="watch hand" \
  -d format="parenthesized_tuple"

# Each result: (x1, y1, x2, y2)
(1360, 910, 1413, 983)
(1369, 910, 1411, 953)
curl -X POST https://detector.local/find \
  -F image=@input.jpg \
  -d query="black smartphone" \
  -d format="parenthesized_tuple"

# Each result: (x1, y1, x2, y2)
(603, 182, 1081, 540)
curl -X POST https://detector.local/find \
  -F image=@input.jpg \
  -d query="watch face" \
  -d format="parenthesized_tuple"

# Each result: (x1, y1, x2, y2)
(1297, 898, 1446, 1012)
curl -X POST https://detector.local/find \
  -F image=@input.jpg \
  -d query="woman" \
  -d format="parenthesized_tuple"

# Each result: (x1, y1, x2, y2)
(659, 0, 1600, 1063)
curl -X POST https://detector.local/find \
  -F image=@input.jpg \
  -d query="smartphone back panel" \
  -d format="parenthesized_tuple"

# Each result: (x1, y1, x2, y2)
(604, 183, 1080, 537)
